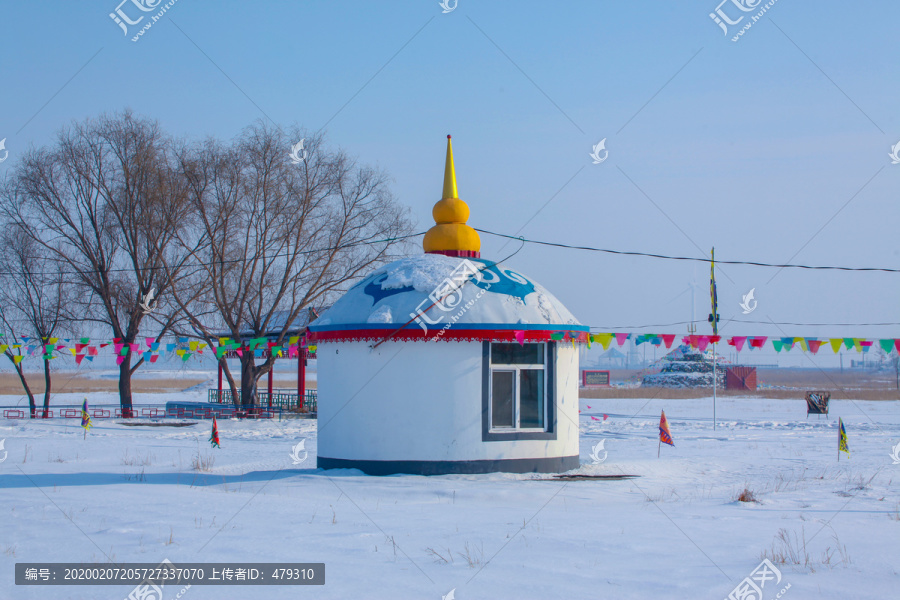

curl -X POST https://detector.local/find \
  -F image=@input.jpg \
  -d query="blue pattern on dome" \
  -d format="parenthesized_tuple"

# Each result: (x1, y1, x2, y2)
(363, 273, 415, 305)
(470, 259, 536, 300)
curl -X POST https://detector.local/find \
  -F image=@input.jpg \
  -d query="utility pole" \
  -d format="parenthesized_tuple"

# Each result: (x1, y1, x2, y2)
(709, 247, 719, 432)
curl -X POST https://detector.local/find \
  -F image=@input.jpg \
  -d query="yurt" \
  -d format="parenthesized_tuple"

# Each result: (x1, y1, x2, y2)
(308, 136, 587, 475)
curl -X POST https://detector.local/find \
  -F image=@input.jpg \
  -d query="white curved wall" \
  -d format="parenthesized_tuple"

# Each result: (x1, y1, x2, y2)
(316, 340, 579, 463)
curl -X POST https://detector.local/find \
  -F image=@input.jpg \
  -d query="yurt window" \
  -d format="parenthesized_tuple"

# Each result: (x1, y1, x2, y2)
(482, 342, 556, 440)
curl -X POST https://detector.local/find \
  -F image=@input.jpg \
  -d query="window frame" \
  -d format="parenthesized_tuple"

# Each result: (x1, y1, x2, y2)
(482, 340, 557, 442)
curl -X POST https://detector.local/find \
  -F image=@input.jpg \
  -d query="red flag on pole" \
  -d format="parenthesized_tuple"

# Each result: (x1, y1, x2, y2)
(210, 417, 220, 448)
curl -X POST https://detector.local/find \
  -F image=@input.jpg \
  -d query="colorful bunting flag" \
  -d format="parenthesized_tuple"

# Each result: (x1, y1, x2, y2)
(81, 399, 92, 432)
(210, 417, 220, 448)
(659, 410, 674, 447)
(838, 418, 849, 460)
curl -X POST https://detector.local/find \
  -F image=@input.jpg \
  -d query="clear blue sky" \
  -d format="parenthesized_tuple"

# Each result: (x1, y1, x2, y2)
(1, 1, 897, 366)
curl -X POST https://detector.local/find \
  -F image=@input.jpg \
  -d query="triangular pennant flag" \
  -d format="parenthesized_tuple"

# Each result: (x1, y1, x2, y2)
(514, 330, 525, 345)
(880, 339, 895, 354)
(732, 336, 747, 352)
(843, 338, 854, 350)
(614, 333, 629, 346)
(75, 354, 84, 365)
(661, 334, 676, 349)
(697, 336, 710, 352)
(830, 339, 843, 353)
(808, 339, 823, 354)
(772, 339, 783, 352)
(749, 336, 767, 349)
(592, 333, 613, 350)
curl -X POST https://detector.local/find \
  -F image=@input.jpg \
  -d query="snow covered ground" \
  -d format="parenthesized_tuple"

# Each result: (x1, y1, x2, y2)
(1, 396, 898, 599)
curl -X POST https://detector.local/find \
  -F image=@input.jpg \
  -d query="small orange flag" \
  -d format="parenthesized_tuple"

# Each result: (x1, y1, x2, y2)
(659, 410, 674, 447)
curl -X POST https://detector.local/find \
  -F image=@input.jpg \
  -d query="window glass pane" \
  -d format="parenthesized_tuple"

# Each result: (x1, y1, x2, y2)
(491, 370, 515, 428)
(519, 369, 544, 428)
(492, 343, 544, 365)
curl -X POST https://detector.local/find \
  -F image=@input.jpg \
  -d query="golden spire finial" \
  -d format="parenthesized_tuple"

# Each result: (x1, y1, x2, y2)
(442, 135, 458, 199)
(423, 135, 481, 257)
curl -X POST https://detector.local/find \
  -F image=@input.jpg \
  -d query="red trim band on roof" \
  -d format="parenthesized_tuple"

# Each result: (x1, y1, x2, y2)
(309, 328, 589, 344)
(425, 250, 481, 258)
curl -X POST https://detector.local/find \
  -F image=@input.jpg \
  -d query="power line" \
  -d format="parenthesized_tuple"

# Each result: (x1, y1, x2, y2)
(475, 229, 900, 274)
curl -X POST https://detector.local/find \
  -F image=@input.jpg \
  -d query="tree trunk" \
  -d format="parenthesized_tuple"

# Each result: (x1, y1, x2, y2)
(42, 358, 51, 418)
(240, 354, 259, 409)
(220, 358, 241, 407)
(119, 353, 134, 418)
(9, 354, 36, 418)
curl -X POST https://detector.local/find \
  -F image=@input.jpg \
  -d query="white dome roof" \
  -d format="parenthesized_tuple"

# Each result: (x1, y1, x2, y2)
(309, 254, 582, 334)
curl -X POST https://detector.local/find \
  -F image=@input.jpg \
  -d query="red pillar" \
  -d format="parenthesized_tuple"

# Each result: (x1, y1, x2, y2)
(217, 361, 223, 402)
(298, 347, 307, 411)
(267, 364, 274, 407)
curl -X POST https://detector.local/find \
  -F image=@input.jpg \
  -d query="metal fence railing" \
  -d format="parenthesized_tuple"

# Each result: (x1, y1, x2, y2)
(206, 388, 317, 413)
(1, 401, 313, 420)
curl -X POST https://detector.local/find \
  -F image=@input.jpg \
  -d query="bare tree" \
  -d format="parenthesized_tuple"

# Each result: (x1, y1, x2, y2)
(169, 123, 412, 408)
(0, 230, 70, 417)
(0, 302, 38, 417)
(0, 110, 189, 416)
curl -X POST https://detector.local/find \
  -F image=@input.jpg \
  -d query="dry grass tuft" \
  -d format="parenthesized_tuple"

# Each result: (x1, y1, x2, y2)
(191, 452, 215, 472)
(734, 487, 759, 503)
